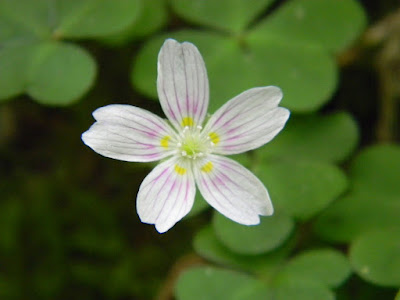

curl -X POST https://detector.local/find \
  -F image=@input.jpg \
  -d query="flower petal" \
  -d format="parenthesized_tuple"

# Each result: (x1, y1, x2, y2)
(82, 104, 177, 162)
(203, 86, 290, 155)
(137, 158, 196, 233)
(194, 155, 273, 225)
(157, 39, 209, 131)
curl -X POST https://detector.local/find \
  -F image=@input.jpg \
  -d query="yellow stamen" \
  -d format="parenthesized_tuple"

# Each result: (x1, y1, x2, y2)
(160, 136, 171, 148)
(209, 132, 220, 145)
(181, 117, 194, 127)
(174, 164, 187, 175)
(201, 161, 213, 173)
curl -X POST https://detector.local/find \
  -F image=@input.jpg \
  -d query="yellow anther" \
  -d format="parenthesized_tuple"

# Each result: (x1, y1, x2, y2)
(201, 161, 213, 173)
(174, 164, 187, 175)
(160, 136, 171, 148)
(208, 132, 220, 145)
(181, 117, 194, 127)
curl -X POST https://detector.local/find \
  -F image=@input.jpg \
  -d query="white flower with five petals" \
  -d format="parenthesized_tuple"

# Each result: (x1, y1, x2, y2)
(82, 39, 290, 233)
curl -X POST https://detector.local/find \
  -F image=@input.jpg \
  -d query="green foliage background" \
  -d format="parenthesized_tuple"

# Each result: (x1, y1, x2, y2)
(0, 0, 399, 299)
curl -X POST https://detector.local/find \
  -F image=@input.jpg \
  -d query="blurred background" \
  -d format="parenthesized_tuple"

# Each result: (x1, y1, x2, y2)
(0, 0, 399, 299)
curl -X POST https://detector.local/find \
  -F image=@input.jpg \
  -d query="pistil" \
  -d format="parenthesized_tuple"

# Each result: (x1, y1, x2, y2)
(177, 125, 214, 159)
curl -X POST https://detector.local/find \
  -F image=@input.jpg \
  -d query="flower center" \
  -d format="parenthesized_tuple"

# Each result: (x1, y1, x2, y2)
(177, 126, 213, 159)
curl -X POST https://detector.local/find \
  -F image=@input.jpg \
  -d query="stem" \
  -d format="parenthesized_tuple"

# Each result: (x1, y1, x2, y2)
(339, 8, 400, 142)
(376, 38, 399, 142)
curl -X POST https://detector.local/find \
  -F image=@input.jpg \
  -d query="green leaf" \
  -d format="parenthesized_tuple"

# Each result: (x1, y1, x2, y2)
(233, 284, 272, 300)
(350, 144, 400, 196)
(315, 192, 400, 243)
(0, 0, 51, 38)
(194, 226, 249, 269)
(0, 17, 38, 45)
(176, 263, 335, 300)
(349, 229, 400, 287)
(128, 0, 166, 38)
(193, 226, 290, 273)
(102, 0, 167, 45)
(236, 281, 334, 300)
(279, 249, 351, 288)
(314, 145, 400, 242)
(258, 112, 359, 163)
(0, 0, 141, 40)
(0, 42, 35, 100)
(396, 290, 400, 300)
(53, 0, 141, 38)
(250, 0, 366, 52)
(132, 30, 337, 113)
(27, 42, 96, 105)
(272, 276, 334, 300)
(212, 212, 294, 255)
(175, 266, 259, 300)
(246, 37, 337, 112)
(171, 0, 275, 34)
(256, 160, 348, 220)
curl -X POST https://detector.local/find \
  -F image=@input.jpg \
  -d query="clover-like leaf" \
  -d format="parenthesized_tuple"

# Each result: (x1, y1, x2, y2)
(258, 112, 359, 163)
(0, 42, 35, 101)
(171, 0, 275, 34)
(0, 41, 96, 105)
(349, 229, 400, 287)
(194, 226, 254, 270)
(0, 41, 96, 104)
(175, 266, 259, 300)
(350, 144, 400, 196)
(193, 226, 290, 273)
(212, 212, 294, 255)
(133, 0, 366, 112)
(278, 249, 351, 288)
(314, 145, 400, 242)
(0, 0, 51, 38)
(245, 36, 337, 112)
(256, 160, 347, 220)
(53, 0, 141, 39)
(272, 276, 334, 300)
(27, 42, 96, 105)
(103, 0, 167, 45)
(315, 192, 400, 243)
(0, 0, 140, 105)
(250, 0, 366, 52)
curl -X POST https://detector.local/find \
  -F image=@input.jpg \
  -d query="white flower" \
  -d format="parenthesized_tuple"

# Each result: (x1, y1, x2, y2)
(82, 39, 290, 233)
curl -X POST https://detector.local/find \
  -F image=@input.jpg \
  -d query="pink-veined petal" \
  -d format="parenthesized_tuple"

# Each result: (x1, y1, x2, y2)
(157, 39, 209, 131)
(194, 155, 273, 225)
(82, 104, 177, 162)
(137, 157, 196, 233)
(203, 86, 290, 155)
